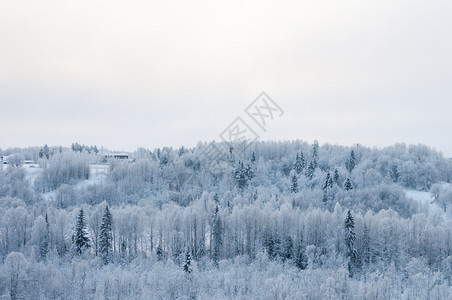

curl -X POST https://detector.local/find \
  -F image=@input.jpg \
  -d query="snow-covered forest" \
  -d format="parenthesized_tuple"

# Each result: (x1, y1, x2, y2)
(1, 141, 452, 299)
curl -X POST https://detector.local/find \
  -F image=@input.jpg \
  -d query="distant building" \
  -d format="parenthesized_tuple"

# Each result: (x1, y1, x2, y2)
(103, 153, 129, 160)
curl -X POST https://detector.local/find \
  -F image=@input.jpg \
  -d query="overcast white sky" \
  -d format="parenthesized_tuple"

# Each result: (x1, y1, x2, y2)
(1, 0, 451, 156)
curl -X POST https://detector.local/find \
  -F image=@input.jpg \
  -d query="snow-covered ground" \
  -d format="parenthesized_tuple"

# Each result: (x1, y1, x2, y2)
(90, 163, 109, 175)
(405, 184, 452, 220)
(25, 164, 108, 203)
(405, 189, 433, 205)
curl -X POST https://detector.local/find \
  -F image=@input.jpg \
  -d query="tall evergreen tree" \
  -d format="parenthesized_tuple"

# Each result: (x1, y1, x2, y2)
(345, 210, 358, 276)
(312, 140, 319, 169)
(322, 172, 333, 204)
(156, 245, 164, 261)
(282, 235, 294, 261)
(293, 152, 305, 174)
(295, 244, 305, 270)
(333, 168, 340, 184)
(290, 174, 299, 193)
(323, 172, 333, 191)
(212, 206, 222, 267)
(306, 161, 315, 180)
(263, 229, 275, 259)
(344, 178, 353, 191)
(40, 213, 50, 259)
(183, 248, 192, 274)
(272, 233, 282, 259)
(234, 161, 253, 190)
(347, 150, 356, 173)
(73, 208, 90, 255)
(99, 206, 113, 265)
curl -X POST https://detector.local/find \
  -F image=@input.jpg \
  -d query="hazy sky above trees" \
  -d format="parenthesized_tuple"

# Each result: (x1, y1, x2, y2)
(1, 0, 451, 155)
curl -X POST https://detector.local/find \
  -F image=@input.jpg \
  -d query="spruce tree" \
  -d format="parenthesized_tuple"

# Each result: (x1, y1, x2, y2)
(323, 172, 333, 192)
(294, 152, 305, 175)
(99, 206, 113, 265)
(272, 233, 282, 259)
(234, 161, 253, 190)
(212, 206, 222, 267)
(290, 174, 299, 193)
(156, 245, 164, 261)
(333, 169, 340, 184)
(322, 172, 333, 204)
(282, 235, 293, 261)
(251, 151, 256, 164)
(74, 208, 90, 255)
(312, 140, 319, 169)
(347, 150, 356, 173)
(263, 230, 275, 258)
(40, 213, 50, 259)
(344, 210, 358, 276)
(344, 178, 353, 191)
(183, 248, 192, 274)
(306, 161, 315, 180)
(295, 234, 305, 270)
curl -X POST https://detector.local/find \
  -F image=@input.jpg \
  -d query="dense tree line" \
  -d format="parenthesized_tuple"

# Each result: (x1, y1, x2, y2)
(0, 140, 451, 298)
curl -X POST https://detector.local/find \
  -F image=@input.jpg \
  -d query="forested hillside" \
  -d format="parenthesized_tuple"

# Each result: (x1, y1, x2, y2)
(0, 141, 451, 299)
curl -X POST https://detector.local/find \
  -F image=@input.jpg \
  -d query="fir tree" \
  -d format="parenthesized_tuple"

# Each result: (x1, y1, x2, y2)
(156, 245, 164, 261)
(263, 230, 275, 258)
(323, 172, 333, 191)
(390, 164, 399, 183)
(178, 146, 186, 156)
(347, 150, 356, 173)
(99, 206, 113, 265)
(159, 155, 169, 167)
(344, 178, 353, 191)
(234, 161, 253, 190)
(251, 151, 256, 164)
(290, 174, 299, 193)
(345, 210, 358, 276)
(295, 241, 305, 270)
(40, 213, 50, 259)
(272, 233, 282, 259)
(282, 235, 294, 261)
(306, 161, 315, 180)
(322, 172, 333, 204)
(312, 140, 319, 169)
(183, 248, 192, 274)
(333, 168, 340, 184)
(293, 152, 305, 175)
(74, 208, 90, 255)
(212, 206, 222, 267)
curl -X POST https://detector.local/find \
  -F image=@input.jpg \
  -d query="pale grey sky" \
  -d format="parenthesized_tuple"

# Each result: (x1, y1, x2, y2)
(1, 0, 451, 156)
